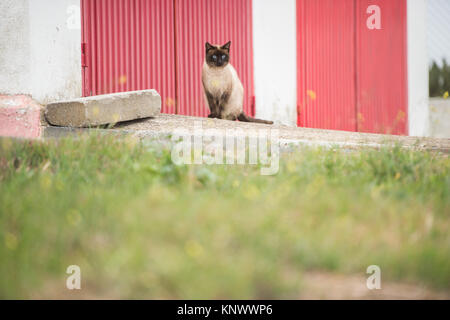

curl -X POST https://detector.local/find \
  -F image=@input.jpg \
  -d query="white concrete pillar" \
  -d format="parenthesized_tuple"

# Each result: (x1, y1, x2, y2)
(407, 0, 430, 136)
(252, 0, 298, 126)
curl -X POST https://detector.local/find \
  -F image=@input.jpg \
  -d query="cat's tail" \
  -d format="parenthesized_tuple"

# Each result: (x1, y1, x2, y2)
(238, 112, 273, 125)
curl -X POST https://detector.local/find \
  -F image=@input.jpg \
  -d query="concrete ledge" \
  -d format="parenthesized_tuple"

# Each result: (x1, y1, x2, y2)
(0, 95, 43, 139)
(43, 113, 450, 154)
(45, 89, 161, 127)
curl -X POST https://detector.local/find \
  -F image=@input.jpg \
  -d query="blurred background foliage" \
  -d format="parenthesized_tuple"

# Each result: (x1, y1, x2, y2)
(429, 59, 450, 97)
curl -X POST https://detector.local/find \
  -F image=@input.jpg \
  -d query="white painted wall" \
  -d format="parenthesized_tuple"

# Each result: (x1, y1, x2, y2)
(0, 0, 31, 96)
(407, 0, 430, 137)
(252, 0, 297, 126)
(0, 0, 82, 104)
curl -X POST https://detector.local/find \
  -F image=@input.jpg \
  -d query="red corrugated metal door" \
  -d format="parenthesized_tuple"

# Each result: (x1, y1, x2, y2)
(297, 0, 408, 135)
(81, 0, 254, 117)
(297, 0, 357, 131)
(175, 0, 255, 117)
(81, 0, 177, 113)
(356, 0, 407, 135)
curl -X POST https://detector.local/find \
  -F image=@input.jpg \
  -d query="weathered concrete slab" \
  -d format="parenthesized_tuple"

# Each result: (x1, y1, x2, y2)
(43, 113, 450, 154)
(45, 90, 161, 127)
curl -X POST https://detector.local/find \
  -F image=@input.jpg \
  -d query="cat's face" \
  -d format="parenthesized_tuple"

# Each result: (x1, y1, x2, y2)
(205, 41, 231, 68)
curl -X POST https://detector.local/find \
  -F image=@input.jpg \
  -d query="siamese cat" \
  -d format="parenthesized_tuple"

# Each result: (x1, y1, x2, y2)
(202, 41, 273, 124)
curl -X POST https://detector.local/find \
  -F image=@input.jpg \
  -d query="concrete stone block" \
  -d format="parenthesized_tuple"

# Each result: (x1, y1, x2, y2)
(45, 89, 161, 127)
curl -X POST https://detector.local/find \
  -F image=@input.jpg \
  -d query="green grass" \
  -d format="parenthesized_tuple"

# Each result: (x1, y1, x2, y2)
(0, 135, 449, 299)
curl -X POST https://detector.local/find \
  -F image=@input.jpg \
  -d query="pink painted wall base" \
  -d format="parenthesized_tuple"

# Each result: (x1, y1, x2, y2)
(0, 95, 43, 139)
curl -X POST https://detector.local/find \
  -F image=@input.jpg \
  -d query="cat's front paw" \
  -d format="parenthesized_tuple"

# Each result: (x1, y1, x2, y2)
(208, 113, 219, 118)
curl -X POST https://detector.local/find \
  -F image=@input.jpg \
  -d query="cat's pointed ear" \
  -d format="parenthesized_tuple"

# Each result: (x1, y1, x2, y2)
(222, 41, 231, 51)
(205, 42, 214, 51)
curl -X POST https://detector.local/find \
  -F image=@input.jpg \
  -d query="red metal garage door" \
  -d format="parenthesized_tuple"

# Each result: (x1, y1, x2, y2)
(297, 0, 407, 135)
(175, 0, 254, 117)
(356, 0, 407, 135)
(297, 0, 357, 131)
(81, 0, 254, 117)
(81, 0, 177, 114)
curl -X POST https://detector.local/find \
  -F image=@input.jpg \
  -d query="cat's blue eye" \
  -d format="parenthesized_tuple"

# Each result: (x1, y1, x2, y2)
(212, 55, 217, 60)
(222, 55, 226, 59)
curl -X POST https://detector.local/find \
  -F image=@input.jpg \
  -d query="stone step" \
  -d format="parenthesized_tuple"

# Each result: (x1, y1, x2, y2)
(45, 90, 161, 127)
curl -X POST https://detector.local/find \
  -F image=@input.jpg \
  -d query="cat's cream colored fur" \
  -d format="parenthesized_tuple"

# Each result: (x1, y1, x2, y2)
(202, 42, 272, 124)
(202, 61, 243, 120)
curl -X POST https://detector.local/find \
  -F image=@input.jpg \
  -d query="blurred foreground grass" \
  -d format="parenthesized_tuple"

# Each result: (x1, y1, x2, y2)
(0, 135, 449, 299)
